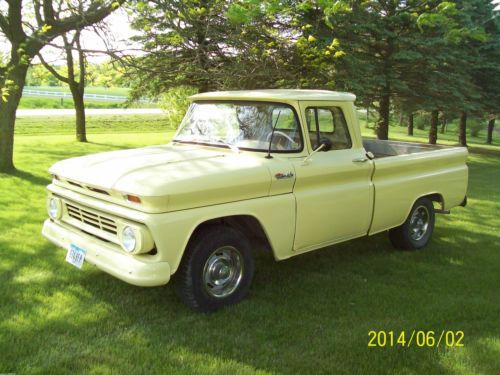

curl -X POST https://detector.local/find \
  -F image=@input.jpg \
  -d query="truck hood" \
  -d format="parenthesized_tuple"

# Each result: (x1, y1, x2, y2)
(49, 144, 278, 211)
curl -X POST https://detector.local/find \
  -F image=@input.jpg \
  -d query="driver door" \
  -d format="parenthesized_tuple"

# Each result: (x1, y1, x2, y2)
(291, 102, 374, 252)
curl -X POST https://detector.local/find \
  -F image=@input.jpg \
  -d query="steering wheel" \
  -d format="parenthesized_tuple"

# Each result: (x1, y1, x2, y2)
(266, 130, 295, 144)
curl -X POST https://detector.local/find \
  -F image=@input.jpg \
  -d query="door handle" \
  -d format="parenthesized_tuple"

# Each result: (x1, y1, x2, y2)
(352, 157, 368, 163)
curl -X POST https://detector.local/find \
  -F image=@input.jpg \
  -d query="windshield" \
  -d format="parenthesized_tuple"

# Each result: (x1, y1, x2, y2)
(173, 101, 303, 152)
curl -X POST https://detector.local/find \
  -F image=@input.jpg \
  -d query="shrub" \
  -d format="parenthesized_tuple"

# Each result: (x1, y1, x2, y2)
(160, 86, 197, 128)
(469, 119, 485, 137)
(414, 112, 430, 130)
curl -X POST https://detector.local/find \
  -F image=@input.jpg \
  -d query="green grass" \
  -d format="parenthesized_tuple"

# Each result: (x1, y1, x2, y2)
(19, 97, 127, 109)
(15, 114, 173, 136)
(361, 117, 499, 149)
(0, 116, 499, 374)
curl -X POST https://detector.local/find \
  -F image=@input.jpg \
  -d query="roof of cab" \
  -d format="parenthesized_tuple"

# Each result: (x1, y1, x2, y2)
(189, 89, 356, 102)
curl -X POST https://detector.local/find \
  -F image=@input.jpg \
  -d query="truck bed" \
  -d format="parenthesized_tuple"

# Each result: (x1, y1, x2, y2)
(363, 139, 448, 158)
(361, 138, 468, 236)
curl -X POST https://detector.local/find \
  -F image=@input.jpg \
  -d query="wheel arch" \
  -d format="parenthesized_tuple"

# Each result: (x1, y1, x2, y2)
(424, 192, 445, 210)
(176, 214, 274, 272)
(369, 191, 445, 236)
(402, 192, 443, 224)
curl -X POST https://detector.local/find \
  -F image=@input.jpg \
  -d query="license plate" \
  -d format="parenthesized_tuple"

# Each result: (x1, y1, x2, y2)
(66, 243, 86, 269)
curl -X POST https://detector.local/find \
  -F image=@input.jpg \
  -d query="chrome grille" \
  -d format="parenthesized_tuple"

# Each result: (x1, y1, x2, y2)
(65, 202, 117, 235)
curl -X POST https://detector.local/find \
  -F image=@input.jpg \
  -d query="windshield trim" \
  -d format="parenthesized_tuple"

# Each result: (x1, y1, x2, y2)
(172, 100, 305, 154)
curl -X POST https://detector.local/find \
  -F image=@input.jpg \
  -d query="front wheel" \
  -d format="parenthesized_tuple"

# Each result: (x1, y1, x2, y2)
(175, 225, 254, 312)
(389, 198, 435, 250)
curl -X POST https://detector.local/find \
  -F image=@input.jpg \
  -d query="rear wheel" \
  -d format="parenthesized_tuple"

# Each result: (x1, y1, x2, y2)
(389, 198, 435, 250)
(175, 225, 254, 312)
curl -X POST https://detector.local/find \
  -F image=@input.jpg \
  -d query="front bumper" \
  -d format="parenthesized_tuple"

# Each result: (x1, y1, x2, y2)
(42, 219, 170, 287)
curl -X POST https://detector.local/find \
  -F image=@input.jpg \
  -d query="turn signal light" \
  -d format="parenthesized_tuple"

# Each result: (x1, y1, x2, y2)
(126, 194, 141, 203)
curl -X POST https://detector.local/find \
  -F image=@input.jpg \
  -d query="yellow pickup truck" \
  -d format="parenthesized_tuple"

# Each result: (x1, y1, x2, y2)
(42, 90, 468, 311)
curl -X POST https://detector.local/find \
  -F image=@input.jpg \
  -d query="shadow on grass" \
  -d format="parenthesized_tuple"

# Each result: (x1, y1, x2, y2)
(467, 145, 500, 157)
(3, 168, 51, 186)
(1, 224, 499, 374)
(1, 137, 498, 373)
(86, 141, 137, 150)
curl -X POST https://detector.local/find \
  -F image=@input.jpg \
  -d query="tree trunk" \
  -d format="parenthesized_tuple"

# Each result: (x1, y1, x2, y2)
(376, 91, 390, 140)
(0, 64, 29, 172)
(486, 117, 495, 144)
(429, 110, 439, 144)
(407, 112, 414, 136)
(0, 102, 17, 172)
(440, 118, 446, 134)
(70, 84, 87, 142)
(458, 111, 467, 147)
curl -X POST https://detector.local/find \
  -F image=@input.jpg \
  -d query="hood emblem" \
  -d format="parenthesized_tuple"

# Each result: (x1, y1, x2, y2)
(275, 172, 294, 180)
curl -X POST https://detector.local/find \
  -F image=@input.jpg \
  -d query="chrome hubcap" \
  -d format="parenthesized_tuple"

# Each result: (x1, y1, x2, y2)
(409, 205, 430, 241)
(203, 246, 243, 298)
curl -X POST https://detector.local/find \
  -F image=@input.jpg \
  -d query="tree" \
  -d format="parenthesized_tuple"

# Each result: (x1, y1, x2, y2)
(407, 112, 414, 136)
(127, 0, 305, 99)
(429, 110, 439, 144)
(486, 115, 495, 144)
(0, 0, 124, 172)
(128, 0, 246, 95)
(26, 63, 61, 86)
(39, 31, 88, 141)
(87, 61, 126, 88)
(264, 1, 476, 140)
(458, 111, 467, 146)
(464, 0, 500, 144)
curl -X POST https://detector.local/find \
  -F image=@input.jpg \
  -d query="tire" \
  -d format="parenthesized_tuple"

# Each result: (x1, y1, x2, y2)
(389, 197, 435, 250)
(175, 225, 254, 312)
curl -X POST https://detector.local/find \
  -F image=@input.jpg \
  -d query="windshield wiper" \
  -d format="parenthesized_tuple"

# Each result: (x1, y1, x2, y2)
(173, 137, 239, 153)
(213, 139, 240, 153)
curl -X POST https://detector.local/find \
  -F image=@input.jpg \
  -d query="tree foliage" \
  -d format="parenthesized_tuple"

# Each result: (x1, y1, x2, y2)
(26, 61, 127, 87)
(126, 0, 301, 97)
(128, 0, 499, 142)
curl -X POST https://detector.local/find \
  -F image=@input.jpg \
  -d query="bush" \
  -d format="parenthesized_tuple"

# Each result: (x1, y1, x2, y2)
(414, 112, 430, 130)
(469, 119, 485, 137)
(160, 86, 198, 128)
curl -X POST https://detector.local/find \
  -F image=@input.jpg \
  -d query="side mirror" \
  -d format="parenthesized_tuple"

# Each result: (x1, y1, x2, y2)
(317, 137, 332, 152)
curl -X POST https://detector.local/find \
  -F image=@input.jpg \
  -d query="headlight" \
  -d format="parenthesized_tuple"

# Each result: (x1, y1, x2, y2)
(47, 197, 62, 219)
(121, 226, 137, 253)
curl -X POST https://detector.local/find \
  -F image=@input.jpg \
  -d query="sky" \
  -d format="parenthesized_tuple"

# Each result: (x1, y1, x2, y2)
(37, 9, 139, 64)
(0, 9, 138, 64)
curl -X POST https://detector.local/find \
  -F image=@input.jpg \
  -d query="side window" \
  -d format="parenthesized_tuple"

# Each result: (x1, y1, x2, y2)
(306, 107, 352, 150)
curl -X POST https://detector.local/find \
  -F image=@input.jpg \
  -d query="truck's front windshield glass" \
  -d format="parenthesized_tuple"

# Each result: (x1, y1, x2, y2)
(173, 101, 303, 152)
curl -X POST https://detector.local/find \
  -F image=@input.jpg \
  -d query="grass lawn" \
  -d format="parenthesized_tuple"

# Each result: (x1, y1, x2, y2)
(15, 114, 172, 136)
(0, 116, 499, 374)
(19, 97, 125, 110)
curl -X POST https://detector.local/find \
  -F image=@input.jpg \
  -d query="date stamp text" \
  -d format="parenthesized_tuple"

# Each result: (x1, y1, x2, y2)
(368, 330, 464, 348)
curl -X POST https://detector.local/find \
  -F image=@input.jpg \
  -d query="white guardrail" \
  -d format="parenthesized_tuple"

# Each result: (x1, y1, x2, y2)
(22, 87, 153, 103)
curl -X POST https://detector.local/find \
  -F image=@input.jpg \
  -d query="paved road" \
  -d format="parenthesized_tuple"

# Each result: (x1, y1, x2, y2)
(16, 108, 163, 117)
